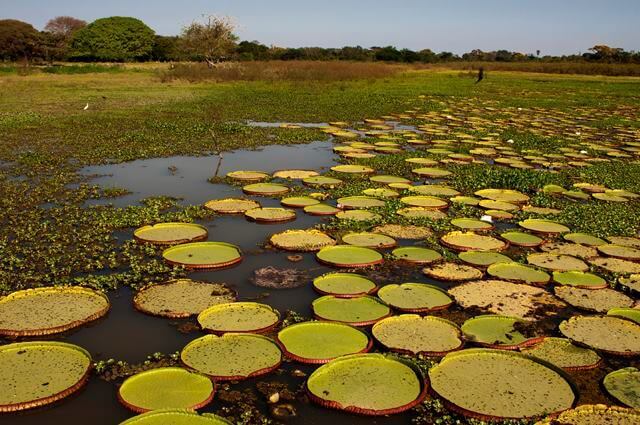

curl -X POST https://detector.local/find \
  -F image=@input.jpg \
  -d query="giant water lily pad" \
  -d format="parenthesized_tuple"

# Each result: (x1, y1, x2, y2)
(409, 185, 460, 197)
(342, 232, 396, 248)
(400, 195, 449, 209)
(181, 334, 281, 380)
(520, 337, 602, 371)
(370, 175, 411, 185)
(245, 207, 296, 223)
(475, 189, 530, 203)
(563, 232, 607, 246)
(423, 263, 484, 281)
(335, 209, 380, 221)
(0, 287, 110, 336)
(312, 273, 377, 297)
(277, 321, 371, 363)
(134, 279, 235, 318)
(534, 404, 640, 425)
(378, 283, 452, 312)
(552, 271, 608, 289)
(303, 203, 340, 216)
(312, 295, 391, 326)
(428, 348, 575, 420)
(391, 247, 442, 264)
(204, 198, 260, 214)
(242, 182, 289, 196)
(134, 223, 208, 245)
(461, 315, 538, 349)
(440, 232, 507, 251)
(337, 196, 385, 209)
(226, 170, 269, 182)
(559, 315, 640, 356)
(197, 302, 280, 334)
(118, 367, 214, 412)
(373, 224, 432, 239)
(163, 242, 242, 269)
(500, 231, 544, 247)
(0, 341, 92, 412)
(448, 280, 564, 320)
(120, 409, 232, 425)
(397, 207, 447, 220)
(280, 196, 320, 208)
(619, 274, 640, 292)
(451, 218, 494, 231)
(458, 251, 512, 267)
(608, 236, 640, 248)
(527, 253, 589, 272)
(603, 367, 640, 408)
(487, 262, 550, 285)
(272, 169, 319, 179)
(554, 287, 634, 313)
(598, 244, 640, 261)
(331, 164, 374, 174)
(590, 257, 640, 274)
(316, 245, 383, 268)
(306, 353, 425, 415)
(269, 229, 335, 251)
(519, 219, 570, 234)
(372, 315, 462, 355)
(540, 241, 598, 259)
(608, 308, 640, 324)
(303, 175, 343, 187)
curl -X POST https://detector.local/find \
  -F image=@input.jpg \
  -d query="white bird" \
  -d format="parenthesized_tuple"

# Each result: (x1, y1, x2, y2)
(480, 215, 493, 223)
(83, 103, 89, 110)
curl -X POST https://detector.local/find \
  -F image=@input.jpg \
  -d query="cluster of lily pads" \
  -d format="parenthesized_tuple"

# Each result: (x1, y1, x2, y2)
(2, 97, 640, 424)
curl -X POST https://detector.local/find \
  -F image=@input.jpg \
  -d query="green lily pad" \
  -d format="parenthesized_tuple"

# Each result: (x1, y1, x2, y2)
(539, 241, 598, 259)
(226, 170, 269, 182)
(316, 245, 384, 268)
(608, 236, 640, 248)
(598, 244, 640, 261)
(312, 273, 377, 297)
(552, 271, 607, 289)
(373, 224, 432, 239)
(134, 223, 208, 245)
(204, 198, 261, 214)
(241, 182, 289, 196)
(337, 196, 385, 209)
(269, 229, 335, 251)
(162, 242, 242, 270)
(487, 262, 550, 285)
(451, 196, 480, 206)
(118, 367, 214, 412)
(280, 196, 320, 208)
(342, 232, 396, 248)
(559, 315, 640, 356)
(303, 175, 343, 187)
(120, 409, 232, 425)
(0, 287, 110, 337)
(563, 232, 607, 246)
(335, 209, 381, 221)
(458, 251, 512, 267)
(534, 405, 640, 425)
(362, 188, 399, 198)
(440, 231, 508, 252)
(527, 253, 589, 272)
(133, 279, 236, 318)
(0, 341, 91, 412)
(520, 337, 602, 371)
(312, 295, 391, 326)
(369, 175, 411, 184)
(590, 257, 640, 274)
(391, 247, 442, 264)
(475, 188, 530, 203)
(396, 207, 447, 220)
(409, 185, 460, 197)
(372, 315, 462, 355)
(448, 280, 564, 320)
(461, 315, 535, 349)
(500, 231, 544, 247)
(244, 207, 296, 223)
(197, 302, 280, 334)
(331, 164, 374, 174)
(377, 283, 452, 312)
(478, 200, 519, 211)
(423, 262, 484, 281)
(519, 219, 570, 234)
(400, 195, 449, 209)
(303, 203, 341, 215)
(406, 157, 438, 166)
(277, 321, 371, 363)
(181, 333, 281, 380)
(608, 308, 640, 325)
(272, 169, 319, 179)
(429, 348, 576, 420)
(412, 167, 452, 178)
(306, 353, 425, 415)
(554, 287, 634, 313)
(603, 367, 640, 408)
(451, 218, 494, 231)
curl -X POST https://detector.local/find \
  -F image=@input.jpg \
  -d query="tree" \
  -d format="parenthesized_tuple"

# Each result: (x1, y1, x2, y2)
(151, 35, 182, 61)
(45, 16, 86, 37)
(0, 19, 41, 61)
(236, 40, 270, 61)
(180, 15, 238, 66)
(69, 17, 155, 61)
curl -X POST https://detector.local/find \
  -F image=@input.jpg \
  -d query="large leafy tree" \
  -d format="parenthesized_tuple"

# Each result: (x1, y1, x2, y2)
(69, 17, 155, 61)
(180, 15, 238, 66)
(0, 19, 41, 61)
(42, 16, 86, 61)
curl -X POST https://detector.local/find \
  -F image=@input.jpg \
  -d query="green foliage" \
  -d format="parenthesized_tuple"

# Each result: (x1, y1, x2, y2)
(449, 163, 568, 194)
(69, 17, 155, 62)
(0, 19, 41, 60)
(42, 64, 125, 74)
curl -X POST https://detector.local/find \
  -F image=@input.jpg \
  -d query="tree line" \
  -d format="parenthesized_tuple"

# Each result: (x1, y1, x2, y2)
(1, 15, 638, 64)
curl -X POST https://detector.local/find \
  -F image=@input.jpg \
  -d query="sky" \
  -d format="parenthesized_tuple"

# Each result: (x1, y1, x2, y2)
(2, 0, 639, 55)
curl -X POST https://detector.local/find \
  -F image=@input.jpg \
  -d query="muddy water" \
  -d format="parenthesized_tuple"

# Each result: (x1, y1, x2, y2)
(6, 139, 424, 425)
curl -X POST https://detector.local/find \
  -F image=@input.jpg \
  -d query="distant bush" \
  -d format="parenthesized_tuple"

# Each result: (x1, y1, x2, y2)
(69, 17, 155, 62)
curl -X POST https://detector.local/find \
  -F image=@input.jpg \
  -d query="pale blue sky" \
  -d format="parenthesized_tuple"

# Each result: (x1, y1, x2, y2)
(2, 0, 638, 55)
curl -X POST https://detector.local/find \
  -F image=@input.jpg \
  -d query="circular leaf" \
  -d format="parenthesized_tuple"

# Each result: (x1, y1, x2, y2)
(162, 242, 242, 270)
(134, 223, 208, 245)
(197, 302, 280, 334)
